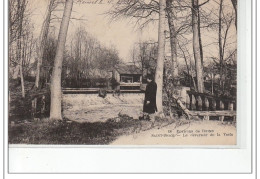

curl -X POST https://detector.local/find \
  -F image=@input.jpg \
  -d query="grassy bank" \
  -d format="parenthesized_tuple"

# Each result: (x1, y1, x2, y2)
(9, 115, 175, 145)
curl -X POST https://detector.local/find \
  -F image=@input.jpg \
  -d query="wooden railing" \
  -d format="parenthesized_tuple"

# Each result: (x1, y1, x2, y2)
(186, 91, 236, 111)
(176, 90, 236, 122)
(120, 82, 141, 85)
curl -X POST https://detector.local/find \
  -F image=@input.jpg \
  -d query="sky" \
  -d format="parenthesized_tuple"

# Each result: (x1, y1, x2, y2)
(27, 0, 236, 65)
(28, 0, 158, 62)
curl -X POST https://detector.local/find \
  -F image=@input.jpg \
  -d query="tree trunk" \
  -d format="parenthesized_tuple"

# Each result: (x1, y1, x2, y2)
(198, 9, 204, 67)
(219, 0, 223, 93)
(19, 62, 25, 98)
(50, 0, 73, 120)
(155, 0, 166, 114)
(17, 0, 26, 98)
(192, 0, 204, 93)
(211, 73, 214, 94)
(166, 0, 178, 79)
(231, 0, 237, 30)
(178, 42, 196, 90)
(35, 0, 55, 89)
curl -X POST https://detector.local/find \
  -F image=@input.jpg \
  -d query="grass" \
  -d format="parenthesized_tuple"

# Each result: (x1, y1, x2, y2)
(8, 114, 176, 145)
(8, 80, 177, 145)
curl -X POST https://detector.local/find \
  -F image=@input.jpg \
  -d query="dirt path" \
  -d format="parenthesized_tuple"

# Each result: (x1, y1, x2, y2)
(111, 120, 237, 145)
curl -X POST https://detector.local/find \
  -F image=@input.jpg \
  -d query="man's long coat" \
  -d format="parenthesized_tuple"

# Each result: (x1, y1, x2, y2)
(143, 81, 157, 114)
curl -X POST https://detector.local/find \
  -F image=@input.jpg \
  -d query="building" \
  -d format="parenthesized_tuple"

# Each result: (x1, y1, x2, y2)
(112, 64, 142, 90)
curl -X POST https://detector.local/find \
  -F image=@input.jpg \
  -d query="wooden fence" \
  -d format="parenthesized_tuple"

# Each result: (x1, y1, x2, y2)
(180, 90, 236, 122)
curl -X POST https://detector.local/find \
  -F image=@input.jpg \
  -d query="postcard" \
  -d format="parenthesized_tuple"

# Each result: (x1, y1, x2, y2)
(8, 0, 239, 146)
(5, 0, 254, 174)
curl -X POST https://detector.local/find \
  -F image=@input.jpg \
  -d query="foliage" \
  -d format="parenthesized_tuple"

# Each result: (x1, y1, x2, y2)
(9, 79, 51, 121)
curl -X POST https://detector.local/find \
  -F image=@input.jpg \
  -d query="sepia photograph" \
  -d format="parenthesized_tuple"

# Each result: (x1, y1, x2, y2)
(8, 0, 237, 145)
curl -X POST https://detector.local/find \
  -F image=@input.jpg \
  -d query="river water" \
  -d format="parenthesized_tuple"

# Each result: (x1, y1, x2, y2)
(62, 93, 144, 123)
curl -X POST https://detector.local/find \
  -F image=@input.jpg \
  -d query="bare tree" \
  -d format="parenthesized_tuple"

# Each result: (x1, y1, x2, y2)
(197, 1, 209, 72)
(35, 0, 56, 89)
(9, 0, 19, 45)
(218, 0, 224, 92)
(9, 0, 38, 97)
(16, 0, 27, 98)
(166, 0, 178, 79)
(197, 6, 203, 66)
(107, 0, 159, 29)
(230, 0, 237, 30)
(50, 0, 73, 120)
(191, 0, 204, 93)
(217, 0, 235, 94)
(21, 27, 36, 78)
(178, 41, 197, 90)
(155, 0, 166, 114)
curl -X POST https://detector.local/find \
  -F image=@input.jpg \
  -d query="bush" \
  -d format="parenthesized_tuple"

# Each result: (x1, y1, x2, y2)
(9, 79, 50, 122)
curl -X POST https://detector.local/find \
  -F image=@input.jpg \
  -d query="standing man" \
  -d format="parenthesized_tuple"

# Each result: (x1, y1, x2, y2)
(142, 74, 157, 121)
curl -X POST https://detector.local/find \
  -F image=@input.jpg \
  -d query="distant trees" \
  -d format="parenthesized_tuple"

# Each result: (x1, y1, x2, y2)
(9, 0, 36, 97)
(131, 41, 158, 80)
(9, 0, 27, 45)
(63, 27, 121, 84)
(66, 27, 98, 81)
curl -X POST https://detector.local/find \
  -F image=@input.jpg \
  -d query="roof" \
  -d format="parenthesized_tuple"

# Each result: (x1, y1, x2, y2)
(115, 64, 142, 75)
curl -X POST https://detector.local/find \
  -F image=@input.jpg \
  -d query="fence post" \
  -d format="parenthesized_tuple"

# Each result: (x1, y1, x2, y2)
(220, 100, 224, 110)
(228, 102, 236, 122)
(233, 115, 236, 123)
(197, 96, 202, 111)
(204, 97, 209, 111)
(228, 102, 234, 111)
(211, 99, 216, 111)
(219, 116, 224, 123)
(191, 94, 196, 110)
(186, 94, 190, 109)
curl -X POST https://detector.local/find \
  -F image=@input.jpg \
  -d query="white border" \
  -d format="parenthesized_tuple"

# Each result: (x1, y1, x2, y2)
(3, 0, 256, 177)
